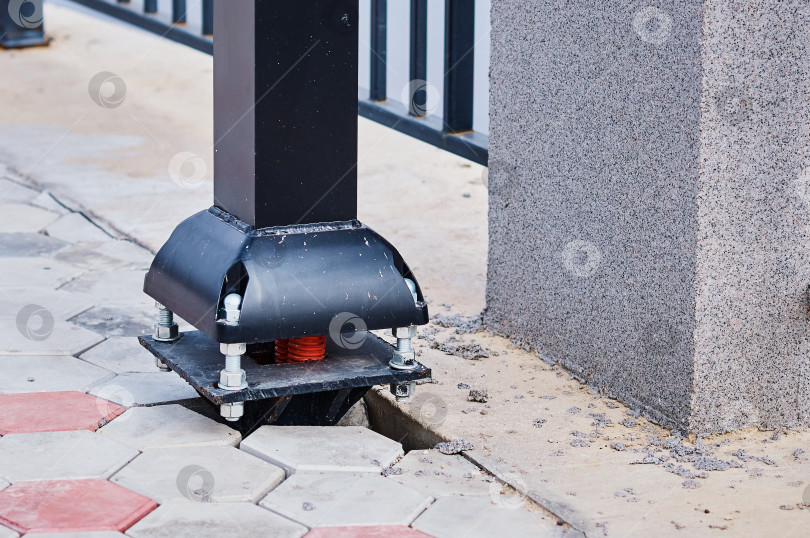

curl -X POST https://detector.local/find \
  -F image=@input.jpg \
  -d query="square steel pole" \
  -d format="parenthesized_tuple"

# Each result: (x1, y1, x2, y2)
(213, 0, 359, 228)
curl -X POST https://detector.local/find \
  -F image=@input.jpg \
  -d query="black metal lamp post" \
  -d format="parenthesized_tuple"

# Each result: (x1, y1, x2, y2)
(140, 0, 431, 431)
(0, 0, 50, 48)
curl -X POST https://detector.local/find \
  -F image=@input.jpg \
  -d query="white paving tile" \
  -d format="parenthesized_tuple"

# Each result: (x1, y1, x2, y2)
(44, 212, 112, 244)
(0, 234, 69, 258)
(0, 178, 37, 203)
(88, 373, 199, 407)
(411, 495, 563, 538)
(70, 304, 157, 338)
(0, 430, 138, 483)
(0, 524, 18, 538)
(80, 337, 161, 374)
(240, 426, 403, 476)
(0, 319, 104, 356)
(97, 404, 241, 450)
(386, 449, 495, 497)
(259, 472, 432, 528)
(0, 258, 81, 288)
(0, 204, 60, 233)
(0, 355, 114, 393)
(33, 534, 124, 538)
(111, 446, 285, 503)
(55, 240, 152, 272)
(28, 191, 70, 215)
(0, 479, 8, 491)
(0, 288, 93, 320)
(60, 269, 154, 306)
(126, 502, 307, 538)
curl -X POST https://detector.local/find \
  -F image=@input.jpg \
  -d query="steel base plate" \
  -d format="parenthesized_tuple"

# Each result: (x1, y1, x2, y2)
(138, 331, 431, 405)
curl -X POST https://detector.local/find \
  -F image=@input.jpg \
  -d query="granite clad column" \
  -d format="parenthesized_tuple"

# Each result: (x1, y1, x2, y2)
(486, 1, 810, 432)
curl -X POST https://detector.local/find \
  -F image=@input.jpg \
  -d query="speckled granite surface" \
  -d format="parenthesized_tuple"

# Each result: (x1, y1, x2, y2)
(486, 1, 810, 432)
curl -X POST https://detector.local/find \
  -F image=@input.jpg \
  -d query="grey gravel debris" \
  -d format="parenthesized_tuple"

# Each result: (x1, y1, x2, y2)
(468, 389, 488, 403)
(434, 439, 474, 455)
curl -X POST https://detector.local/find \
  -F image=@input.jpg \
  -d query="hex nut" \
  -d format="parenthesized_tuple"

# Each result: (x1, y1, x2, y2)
(220, 402, 244, 420)
(390, 382, 415, 400)
(393, 326, 417, 339)
(390, 349, 417, 370)
(153, 323, 179, 342)
(220, 342, 247, 356)
(219, 369, 247, 389)
(155, 357, 171, 372)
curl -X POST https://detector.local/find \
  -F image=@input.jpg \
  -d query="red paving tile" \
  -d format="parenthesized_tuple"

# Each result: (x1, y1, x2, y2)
(305, 526, 432, 538)
(0, 391, 125, 434)
(0, 479, 156, 534)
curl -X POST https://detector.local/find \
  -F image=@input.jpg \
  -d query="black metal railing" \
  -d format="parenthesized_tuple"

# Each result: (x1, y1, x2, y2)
(66, 0, 488, 165)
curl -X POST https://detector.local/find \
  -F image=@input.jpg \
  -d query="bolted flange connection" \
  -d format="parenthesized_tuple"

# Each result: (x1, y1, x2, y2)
(390, 381, 415, 401)
(153, 302, 180, 342)
(390, 326, 418, 370)
(219, 342, 248, 390)
(218, 294, 246, 421)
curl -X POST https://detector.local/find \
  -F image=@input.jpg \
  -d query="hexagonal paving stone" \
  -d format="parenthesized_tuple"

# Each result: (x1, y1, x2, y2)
(0, 480, 8, 492)
(259, 473, 432, 528)
(0, 479, 156, 534)
(0, 288, 93, 320)
(110, 446, 285, 503)
(241, 426, 403, 476)
(0, 524, 18, 538)
(59, 269, 155, 306)
(80, 337, 162, 373)
(44, 212, 113, 244)
(305, 527, 432, 537)
(0, 179, 37, 203)
(126, 502, 307, 538)
(0, 204, 60, 233)
(386, 449, 495, 497)
(29, 191, 70, 215)
(411, 496, 564, 538)
(88, 373, 199, 407)
(55, 240, 152, 272)
(0, 317, 104, 356)
(70, 304, 155, 338)
(0, 391, 125, 434)
(0, 356, 114, 393)
(0, 236, 69, 259)
(97, 404, 241, 450)
(0, 430, 138, 483)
